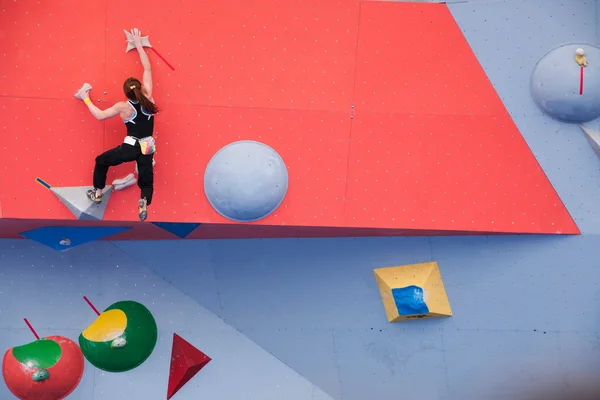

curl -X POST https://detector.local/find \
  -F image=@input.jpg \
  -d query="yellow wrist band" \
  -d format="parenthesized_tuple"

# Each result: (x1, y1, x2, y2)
(84, 98, 91, 105)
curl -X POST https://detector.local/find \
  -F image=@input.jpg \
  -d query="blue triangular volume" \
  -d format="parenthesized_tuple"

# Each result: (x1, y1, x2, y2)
(151, 222, 201, 238)
(20, 226, 131, 251)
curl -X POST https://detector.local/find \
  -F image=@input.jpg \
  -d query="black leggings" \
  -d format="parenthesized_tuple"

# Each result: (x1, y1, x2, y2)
(93, 143, 154, 205)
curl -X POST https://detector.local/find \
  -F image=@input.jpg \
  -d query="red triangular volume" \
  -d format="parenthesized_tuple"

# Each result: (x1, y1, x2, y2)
(167, 333, 212, 399)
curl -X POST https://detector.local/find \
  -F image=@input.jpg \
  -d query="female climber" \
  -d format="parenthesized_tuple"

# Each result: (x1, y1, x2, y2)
(75, 28, 159, 221)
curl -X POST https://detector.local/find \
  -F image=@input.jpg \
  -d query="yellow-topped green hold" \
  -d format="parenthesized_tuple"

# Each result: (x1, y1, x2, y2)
(82, 309, 127, 342)
(79, 300, 157, 372)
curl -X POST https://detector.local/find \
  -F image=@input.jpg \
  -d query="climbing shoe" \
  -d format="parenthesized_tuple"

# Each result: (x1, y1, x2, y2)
(138, 198, 148, 221)
(86, 189, 103, 204)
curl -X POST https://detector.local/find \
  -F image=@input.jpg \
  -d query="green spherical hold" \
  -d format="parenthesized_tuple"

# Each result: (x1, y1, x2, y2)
(79, 300, 157, 372)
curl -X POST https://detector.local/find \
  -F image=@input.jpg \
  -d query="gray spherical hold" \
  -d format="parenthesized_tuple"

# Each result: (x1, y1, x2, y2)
(204, 140, 289, 223)
(531, 43, 600, 123)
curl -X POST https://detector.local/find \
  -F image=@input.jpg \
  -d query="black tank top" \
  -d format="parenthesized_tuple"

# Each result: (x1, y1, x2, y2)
(124, 100, 154, 139)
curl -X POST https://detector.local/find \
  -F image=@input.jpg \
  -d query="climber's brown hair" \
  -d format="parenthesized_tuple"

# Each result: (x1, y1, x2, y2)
(123, 77, 159, 115)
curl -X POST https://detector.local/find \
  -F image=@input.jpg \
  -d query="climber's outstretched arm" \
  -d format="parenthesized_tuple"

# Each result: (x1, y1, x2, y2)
(137, 46, 153, 100)
(130, 28, 153, 100)
(84, 100, 128, 121)
(76, 90, 127, 121)
(75, 82, 127, 120)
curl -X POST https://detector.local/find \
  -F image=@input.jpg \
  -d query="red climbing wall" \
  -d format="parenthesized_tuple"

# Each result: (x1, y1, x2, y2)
(345, 2, 578, 234)
(0, 0, 579, 240)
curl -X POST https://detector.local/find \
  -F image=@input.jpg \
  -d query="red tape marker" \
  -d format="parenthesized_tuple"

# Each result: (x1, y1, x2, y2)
(150, 47, 175, 71)
(580, 66, 584, 95)
(23, 318, 40, 340)
(83, 296, 101, 316)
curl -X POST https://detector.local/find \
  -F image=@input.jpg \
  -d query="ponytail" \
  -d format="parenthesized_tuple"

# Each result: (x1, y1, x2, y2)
(123, 77, 159, 115)
(132, 87, 159, 115)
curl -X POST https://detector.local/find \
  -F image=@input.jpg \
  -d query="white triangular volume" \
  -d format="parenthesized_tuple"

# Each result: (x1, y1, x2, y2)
(580, 124, 600, 160)
(50, 186, 113, 221)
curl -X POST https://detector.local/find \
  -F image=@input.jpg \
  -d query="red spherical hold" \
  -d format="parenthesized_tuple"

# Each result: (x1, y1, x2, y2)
(2, 336, 85, 400)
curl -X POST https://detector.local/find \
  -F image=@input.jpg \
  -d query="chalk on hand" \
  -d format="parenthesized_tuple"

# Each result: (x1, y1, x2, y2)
(74, 83, 92, 99)
(124, 29, 152, 53)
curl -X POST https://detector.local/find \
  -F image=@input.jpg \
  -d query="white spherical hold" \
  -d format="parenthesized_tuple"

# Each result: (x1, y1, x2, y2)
(110, 337, 127, 348)
(576, 48, 585, 56)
